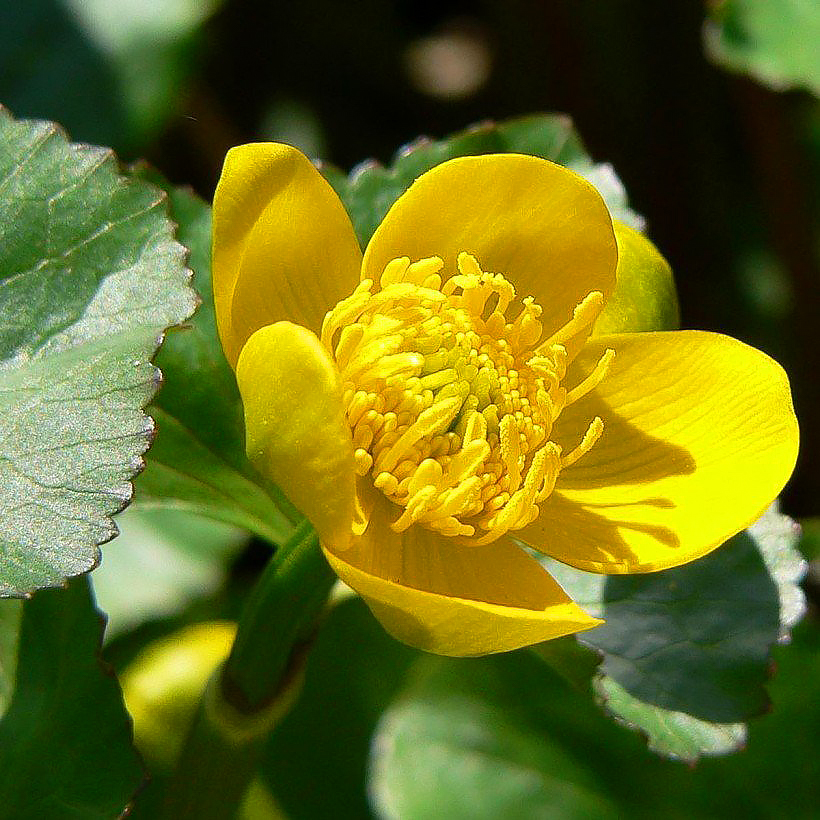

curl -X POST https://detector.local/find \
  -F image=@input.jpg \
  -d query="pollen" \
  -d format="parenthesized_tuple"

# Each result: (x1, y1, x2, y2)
(321, 252, 613, 545)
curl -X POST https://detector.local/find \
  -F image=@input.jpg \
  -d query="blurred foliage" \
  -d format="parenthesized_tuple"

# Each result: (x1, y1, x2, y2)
(0, 579, 144, 817)
(256, 598, 820, 820)
(0, 0, 126, 150)
(705, 0, 820, 96)
(799, 518, 820, 560)
(93, 507, 246, 640)
(104, 503, 811, 817)
(0, 0, 221, 156)
(63, 0, 223, 144)
(121, 620, 236, 770)
(371, 653, 623, 820)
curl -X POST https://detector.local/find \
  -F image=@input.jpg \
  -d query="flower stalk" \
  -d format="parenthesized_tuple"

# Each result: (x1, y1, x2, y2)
(163, 519, 336, 819)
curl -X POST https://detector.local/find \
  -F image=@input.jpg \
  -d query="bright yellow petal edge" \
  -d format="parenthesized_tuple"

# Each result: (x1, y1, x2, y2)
(236, 321, 355, 549)
(322, 502, 601, 657)
(519, 330, 799, 573)
(362, 152, 617, 354)
(213, 143, 362, 368)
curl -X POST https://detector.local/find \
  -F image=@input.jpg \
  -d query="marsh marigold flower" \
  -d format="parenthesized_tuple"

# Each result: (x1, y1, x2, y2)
(213, 144, 798, 657)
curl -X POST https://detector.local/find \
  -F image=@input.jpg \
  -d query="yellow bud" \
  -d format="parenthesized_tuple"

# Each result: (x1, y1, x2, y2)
(120, 621, 236, 770)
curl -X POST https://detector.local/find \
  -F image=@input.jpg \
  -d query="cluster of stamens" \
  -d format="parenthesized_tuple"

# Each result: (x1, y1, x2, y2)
(320, 252, 613, 545)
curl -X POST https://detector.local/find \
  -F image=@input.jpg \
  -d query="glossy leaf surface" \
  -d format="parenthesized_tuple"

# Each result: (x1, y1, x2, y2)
(0, 109, 196, 595)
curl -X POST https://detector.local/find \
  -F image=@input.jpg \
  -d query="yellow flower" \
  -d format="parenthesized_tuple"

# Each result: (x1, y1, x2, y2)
(212, 144, 799, 657)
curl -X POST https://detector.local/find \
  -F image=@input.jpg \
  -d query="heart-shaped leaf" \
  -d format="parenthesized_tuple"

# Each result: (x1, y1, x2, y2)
(0, 109, 197, 595)
(540, 505, 805, 758)
(594, 676, 746, 763)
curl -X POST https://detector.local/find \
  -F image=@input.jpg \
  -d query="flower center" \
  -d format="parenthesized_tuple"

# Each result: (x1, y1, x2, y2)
(321, 253, 613, 545)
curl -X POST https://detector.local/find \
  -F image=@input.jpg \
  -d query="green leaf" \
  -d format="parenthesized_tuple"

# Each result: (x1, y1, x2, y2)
(131, 172, 297, 546)
(0, 599, 22, 718)
(705, 0, 820, 96)
(371, 620, 820, 820)
(594, 532, 779, 722)
(369, 652, 622, 820)
(547, 536, 776, 723)
(0, 577, 144, 817)
(92, 505, 247, 640)
(594, 676, 746, 763)
(543, 507, 804, 727)
(531, 634, 749, 764)
(0, 109, 196, 596)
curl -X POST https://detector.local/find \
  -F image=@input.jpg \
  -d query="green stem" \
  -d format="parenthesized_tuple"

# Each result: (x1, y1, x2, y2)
(163, 519, 336, 819)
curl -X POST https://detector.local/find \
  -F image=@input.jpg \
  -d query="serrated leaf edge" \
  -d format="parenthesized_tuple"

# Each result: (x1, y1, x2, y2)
(0, 105, 198, 596)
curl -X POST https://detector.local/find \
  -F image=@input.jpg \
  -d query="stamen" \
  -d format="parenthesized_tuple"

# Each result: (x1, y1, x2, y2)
(377, 396, 462, 474)
(334, 323, 366, 372)
(508, 297, 543, 350)
(329, 253, 609, 546)
(379, 256, 411, 286)
(321, 279, 374, 348)
(354, 449, 373, 476)
(499, 414, 522, 492)
(541, 291, 604, 349)
(536, 443, 562, 501)
(406, 256, 444, 288)
(565, 348, 615, 405)
(456, 251, 483, 278)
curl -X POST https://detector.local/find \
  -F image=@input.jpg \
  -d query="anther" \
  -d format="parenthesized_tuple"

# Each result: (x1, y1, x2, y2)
(565, 349, 615, 406)
(562, 417, 604, 468)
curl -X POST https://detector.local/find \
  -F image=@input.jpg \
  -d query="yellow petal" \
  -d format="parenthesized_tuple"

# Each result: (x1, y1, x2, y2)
(323, 496, 601, 656)
(593, 221, 680, 335)
(518, 331, 799, 572)
(361, 154, 617, 341)
(236, 322, 355, 547)
(213, 143, 362, 368)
